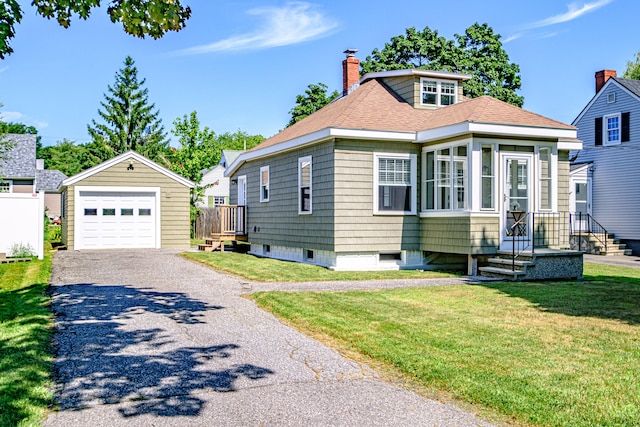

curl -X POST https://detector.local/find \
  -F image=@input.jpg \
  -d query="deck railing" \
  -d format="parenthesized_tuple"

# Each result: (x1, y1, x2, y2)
(220, 205, 246, 235)
(194, 205, 246, 238)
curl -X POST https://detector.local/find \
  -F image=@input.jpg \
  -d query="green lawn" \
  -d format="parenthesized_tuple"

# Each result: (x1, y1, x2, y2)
(250, 262, 640, 427)
(0, 252, 54, 426)
(182, 251, 458, 282)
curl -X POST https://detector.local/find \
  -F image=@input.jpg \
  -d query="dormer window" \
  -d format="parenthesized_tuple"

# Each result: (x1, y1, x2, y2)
(421, 78, 457, 107)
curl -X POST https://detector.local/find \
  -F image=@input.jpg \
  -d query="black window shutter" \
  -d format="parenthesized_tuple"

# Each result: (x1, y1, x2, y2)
(622, 112, 630, 142)
(595, 117, 603, 146)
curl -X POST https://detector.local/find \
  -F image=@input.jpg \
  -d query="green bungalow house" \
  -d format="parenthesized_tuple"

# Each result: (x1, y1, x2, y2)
(224, 52, 583, 279)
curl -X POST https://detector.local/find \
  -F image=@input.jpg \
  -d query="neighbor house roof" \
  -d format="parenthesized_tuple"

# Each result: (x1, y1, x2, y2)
(227, 77, 578, 176)
(613, 77, 640, 97)
(36, 169, 67, 192)
(0, 134, 36, 178)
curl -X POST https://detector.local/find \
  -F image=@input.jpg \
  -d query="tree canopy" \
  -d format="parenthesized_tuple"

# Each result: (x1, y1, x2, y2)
(623, 51, 640, 80)
(87, 56, 169, 164)
(1, 0, 191, 59)
(361, 23, 524, 107)
(287, 83, 339, 127)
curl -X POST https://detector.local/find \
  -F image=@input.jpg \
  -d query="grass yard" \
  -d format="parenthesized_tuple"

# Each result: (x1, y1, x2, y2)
(0, 251, 54, 426)
(250, 262, 640, 427)
(182, 251, 458, 282)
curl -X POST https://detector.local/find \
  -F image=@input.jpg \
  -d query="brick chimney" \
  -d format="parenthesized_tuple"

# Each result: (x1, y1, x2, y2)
(342, 49, 360, 96)
(595, 69, 616, 93)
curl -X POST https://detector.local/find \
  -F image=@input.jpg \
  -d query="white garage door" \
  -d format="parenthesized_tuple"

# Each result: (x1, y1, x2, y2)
(77, 191, 157, 249)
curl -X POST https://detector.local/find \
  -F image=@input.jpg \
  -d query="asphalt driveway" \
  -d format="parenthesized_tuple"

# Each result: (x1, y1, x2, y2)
(45, 249, 492, 426)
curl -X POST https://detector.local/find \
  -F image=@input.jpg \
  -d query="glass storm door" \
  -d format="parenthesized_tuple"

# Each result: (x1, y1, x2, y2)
(502, 154, 532, 242)
(573, 181, 590, 232)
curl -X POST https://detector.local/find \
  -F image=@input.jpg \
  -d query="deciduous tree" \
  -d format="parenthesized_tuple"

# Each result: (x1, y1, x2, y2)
(87, 56, 169, 164)
(623, 51, 640, 80)
(287, 83, 339, 127)
(361, 23, 524, 107)
(1, 0, 191, 59)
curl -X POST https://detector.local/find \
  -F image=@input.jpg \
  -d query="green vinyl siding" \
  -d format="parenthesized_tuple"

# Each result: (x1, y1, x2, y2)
(382, 76, 416, 106)
(232, 141, 335, 251)
(557, 150, 570, 212)
(63, 159, 191, 250)
(334, 139, 420, 252)
(421, 215, 500, 255)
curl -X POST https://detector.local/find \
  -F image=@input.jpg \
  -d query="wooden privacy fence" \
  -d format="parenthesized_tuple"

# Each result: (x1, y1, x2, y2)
(194, 207, 221, 238)
(194, 206, 247, 239)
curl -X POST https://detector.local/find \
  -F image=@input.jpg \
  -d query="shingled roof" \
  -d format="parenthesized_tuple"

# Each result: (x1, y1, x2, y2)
(0, 134, 36, 178)
(254, 78, 574, 152)
(613, 77, 640, 98)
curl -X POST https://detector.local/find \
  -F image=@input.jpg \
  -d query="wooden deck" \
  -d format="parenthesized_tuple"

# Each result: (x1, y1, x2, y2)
(197, 205, 248, 252)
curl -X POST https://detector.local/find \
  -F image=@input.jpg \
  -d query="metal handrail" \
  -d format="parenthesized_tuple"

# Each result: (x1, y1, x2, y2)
(571, 212, 608, 253)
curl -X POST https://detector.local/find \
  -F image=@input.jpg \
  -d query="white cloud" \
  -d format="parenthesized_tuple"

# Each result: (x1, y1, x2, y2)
(179, 2, 338, 54)
(0, 111, 48, 129)
(502, 33, 523, 44)
(524, 0, 614, 29)
(1, 111, 23, 122)
(0, 66, 8, 74)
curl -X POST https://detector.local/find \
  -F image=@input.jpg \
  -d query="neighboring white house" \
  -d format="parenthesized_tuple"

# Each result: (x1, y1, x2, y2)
(198, 150, 243, 207)
(198, 165, 228, 207)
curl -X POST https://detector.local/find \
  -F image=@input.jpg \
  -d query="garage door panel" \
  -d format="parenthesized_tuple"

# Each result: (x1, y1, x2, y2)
(77, 190, 157, 249)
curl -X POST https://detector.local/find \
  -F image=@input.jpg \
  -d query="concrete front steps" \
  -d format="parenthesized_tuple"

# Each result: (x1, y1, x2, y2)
(571, 233, 633, 256)
(479, 249, 583, 281)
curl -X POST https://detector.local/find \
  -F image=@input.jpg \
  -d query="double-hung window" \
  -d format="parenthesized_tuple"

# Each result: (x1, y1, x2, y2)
(423, 145, 467, 211)
(260, 166, 270, 202)
(421, 78, 457, 107)
(604, 113, 621, 145)
(298, 156, 312, 214)
(374, 153, 416, 214)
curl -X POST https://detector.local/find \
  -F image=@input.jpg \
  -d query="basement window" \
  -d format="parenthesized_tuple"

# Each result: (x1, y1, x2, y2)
(380, 252, 402, 262)
(305, 250, 314, 260)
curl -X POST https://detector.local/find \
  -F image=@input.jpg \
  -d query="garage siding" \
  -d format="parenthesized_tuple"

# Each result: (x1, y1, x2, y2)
(63, 159, 191, 250)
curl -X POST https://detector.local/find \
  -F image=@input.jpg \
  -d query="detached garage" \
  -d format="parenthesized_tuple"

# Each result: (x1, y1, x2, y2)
(60, 151, 194, 250)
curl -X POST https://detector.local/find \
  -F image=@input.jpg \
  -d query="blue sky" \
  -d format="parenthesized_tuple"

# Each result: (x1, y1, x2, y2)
(0, 0, 637, 147)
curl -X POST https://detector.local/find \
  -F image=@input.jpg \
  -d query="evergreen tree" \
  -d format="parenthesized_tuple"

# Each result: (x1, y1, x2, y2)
(87, 56, 169, 163)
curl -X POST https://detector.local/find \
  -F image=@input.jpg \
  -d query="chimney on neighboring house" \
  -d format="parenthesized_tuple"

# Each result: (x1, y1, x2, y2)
(595, 69, 616, 93)
(342, 49, 360, 96)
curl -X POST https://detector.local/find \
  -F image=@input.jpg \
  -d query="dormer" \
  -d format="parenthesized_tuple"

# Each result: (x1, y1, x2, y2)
(359, 69, 471, 109)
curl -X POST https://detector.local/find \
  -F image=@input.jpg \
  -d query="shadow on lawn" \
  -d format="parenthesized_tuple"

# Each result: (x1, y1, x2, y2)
(50, 284, 274, 418)
(479, 274, 640, 325)
(0, 283, 52, 426)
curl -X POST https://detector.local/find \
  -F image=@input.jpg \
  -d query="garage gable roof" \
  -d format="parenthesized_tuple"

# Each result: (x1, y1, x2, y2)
(61, 151, 195, 188)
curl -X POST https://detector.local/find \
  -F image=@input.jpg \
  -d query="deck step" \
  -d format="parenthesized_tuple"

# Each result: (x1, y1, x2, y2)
(487, 258, 534, 268)
(478, 266, 526, 279)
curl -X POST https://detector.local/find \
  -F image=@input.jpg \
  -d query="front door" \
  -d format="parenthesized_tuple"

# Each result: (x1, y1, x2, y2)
(501, 154, 533, 247)
(569, 174, 591, 232)
(236, 175, 247, 233)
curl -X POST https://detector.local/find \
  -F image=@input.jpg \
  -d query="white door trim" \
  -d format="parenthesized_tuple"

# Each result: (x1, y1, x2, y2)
(500, 153, 534, 249)
(73, 186, 161, 249)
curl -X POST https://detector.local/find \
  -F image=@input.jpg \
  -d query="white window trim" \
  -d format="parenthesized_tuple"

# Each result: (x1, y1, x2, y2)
(480, 144, 497, 212)
(421, 144, 468, 212)
(260, 165, 270, 203)
(298, 156, 312, 215)
(373, 152, 417, 215)
(603, 112, 622, 146)
(536, 146, 557, 212)
(420, 78, 458, 107)
(0, 179, 13, 193)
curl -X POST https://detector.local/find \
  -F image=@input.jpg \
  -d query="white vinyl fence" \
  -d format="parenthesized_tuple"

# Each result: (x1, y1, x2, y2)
(0, 191, 45, 259)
